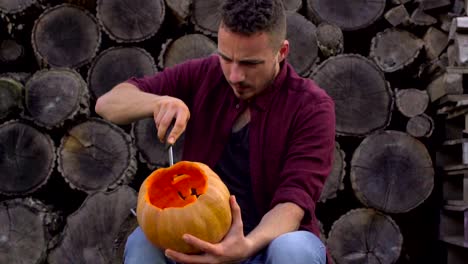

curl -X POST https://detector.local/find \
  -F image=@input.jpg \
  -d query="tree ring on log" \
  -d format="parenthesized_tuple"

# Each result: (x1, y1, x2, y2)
(306, 0, 386, 31)
(48, 186, 137, 264)
(0, 198, 61, 264)
(158, 34, 217, 69)
(87, 46, 157, 99)
(132, 117, 184, 169)
(24, 68, 90, 129)
(327, 208, 403, 264)
(31, 4, 101, 68)
(310, 54, 393, 137)
(370, 28, 424, 73)
(395, 88, 429, 118)
(192, 0, 223, 37)
(351, 130, 434, 213)
(286, 12, 318, 76)
(0, 120, 55, 196)
(0, 0, 37, 14)
(96, 0, 165, 43)
(58, 118, 137, 193)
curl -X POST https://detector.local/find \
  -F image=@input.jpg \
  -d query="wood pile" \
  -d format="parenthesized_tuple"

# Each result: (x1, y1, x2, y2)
(0, 0, 464, 263)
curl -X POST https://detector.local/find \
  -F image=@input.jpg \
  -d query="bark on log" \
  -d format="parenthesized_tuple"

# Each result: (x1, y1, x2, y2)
(48, 186, 137, 264)
(0, 120, 55, 196)
(395, 88, 429, 118)
(132, 117, 184, 169)
(370, 28, 424, 73)
(96, 0, 165, 43)
(406, 113, 434, 138)
(87, 46, 157, 99)
(351, 130, 434, 213)
(327, 208, 403, 264)
(306, 0, 386, 31)
(0, 77, 23, 120)
(316, 22, 343, 58)
(192, 0, 222, 37)
(0, 0, 37, 14)
(158, 34, 217, 69)
(0, 39, 24, 63)
(58, 118, 137, 193)
(112, 211, 138, 263)
(0, 198, 61, 264)
(286, 12, 318, 76)
(319, 142, 345, 202)
(24, 68, 90, 129)
(31, 4, 101, 68)
(310, 54, 393, 137)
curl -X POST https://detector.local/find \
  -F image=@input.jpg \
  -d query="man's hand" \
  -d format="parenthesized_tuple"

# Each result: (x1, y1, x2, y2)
(165, 196, 254, 264)
(153, 95, 190, 145)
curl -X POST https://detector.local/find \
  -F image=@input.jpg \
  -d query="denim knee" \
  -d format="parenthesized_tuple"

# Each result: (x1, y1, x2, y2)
(124, 227, 172, 264)
(265, 231, 326, 264)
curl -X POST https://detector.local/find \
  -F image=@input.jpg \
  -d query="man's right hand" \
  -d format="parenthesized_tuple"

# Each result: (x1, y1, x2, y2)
(153, 95, 190, 145)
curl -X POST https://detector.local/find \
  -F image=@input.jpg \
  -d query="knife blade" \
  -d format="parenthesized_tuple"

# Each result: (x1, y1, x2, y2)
(165, 121, 175, 167)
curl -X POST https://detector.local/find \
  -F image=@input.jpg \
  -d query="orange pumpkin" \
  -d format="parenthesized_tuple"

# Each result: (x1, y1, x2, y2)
(136, 161, 232, 253)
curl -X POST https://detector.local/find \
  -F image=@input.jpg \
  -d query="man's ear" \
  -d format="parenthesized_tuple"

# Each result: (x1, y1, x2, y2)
(278, 40, 289, 62)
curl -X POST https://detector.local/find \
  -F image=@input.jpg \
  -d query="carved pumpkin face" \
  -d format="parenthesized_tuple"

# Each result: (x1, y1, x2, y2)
(136, 161, 232, 253)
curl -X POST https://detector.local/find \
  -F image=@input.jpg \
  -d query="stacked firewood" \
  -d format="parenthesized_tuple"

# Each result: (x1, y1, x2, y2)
(0, 0, 464, 263)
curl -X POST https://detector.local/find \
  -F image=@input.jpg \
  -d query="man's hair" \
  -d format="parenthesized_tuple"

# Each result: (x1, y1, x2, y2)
(220, 0, 286, 48)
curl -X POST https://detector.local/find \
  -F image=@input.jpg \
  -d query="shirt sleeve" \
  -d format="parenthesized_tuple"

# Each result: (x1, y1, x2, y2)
(270, 98, 336, 225)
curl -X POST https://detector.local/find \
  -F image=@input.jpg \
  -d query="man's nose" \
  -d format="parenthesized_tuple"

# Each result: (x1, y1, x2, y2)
(229, 63, 245, 83)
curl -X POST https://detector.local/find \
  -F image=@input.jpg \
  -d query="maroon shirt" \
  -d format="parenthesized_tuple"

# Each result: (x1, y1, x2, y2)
(127, 54, 335, 240)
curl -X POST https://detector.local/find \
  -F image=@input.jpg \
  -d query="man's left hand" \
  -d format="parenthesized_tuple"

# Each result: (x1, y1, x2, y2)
(165, 196, 254, 264)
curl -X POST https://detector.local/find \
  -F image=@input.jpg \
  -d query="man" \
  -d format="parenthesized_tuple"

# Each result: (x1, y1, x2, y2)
(95, 0, 335, 263)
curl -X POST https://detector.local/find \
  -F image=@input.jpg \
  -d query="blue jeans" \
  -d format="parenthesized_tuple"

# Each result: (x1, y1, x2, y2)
(124, 227, 326, 264)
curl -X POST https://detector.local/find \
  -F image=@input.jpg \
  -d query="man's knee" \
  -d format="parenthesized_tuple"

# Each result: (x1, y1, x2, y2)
(266, 231, 326, 264)
(124, 227, 168, 264)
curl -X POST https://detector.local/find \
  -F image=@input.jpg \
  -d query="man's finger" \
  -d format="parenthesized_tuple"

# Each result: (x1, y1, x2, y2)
(167, 111, 188, 145)
(230, 196, 244, 231)
(157, 111, 176, 142)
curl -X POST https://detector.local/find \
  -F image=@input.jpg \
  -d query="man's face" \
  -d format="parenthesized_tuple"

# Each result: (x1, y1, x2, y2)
(217, 26, 288, 101)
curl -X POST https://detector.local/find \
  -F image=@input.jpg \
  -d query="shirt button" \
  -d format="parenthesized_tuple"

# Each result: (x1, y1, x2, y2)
(235, 104, 240, 109)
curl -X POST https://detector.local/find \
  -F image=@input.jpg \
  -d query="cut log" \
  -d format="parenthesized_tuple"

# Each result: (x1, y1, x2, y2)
(48, 186, 137, 264)
(165, 0, 191, 22)
(31, 4, 101, 68)
(410, 7, 437, 26)
(0, 198, 61, 264)
(319, 142, 346, 202)
(327, 208, 403, 264)
(426, 73, 449, 102)
(453, 34, 468, 66)
(351, 130, 434, 213)
(0, 120, 55, 196)
(384, 4, 410, 27)
(391, 0, 412, 4)
(96, 0, 165, 43)
(306, 0, 386, 31)
(132, 117, 184, 169)
(286, 12, 318, 76)
(58, 118, 137, 193)
(417, 0, 451, 11)
(395, 88, 429, 118)
(24, 68, 90, 129)
(192, 0, 222, 36)
(112, 212, 138, 263)
(316, 22, 343, 58)
(0, 0, 37, 14)
(0, 77, 23, 120)
(87, 46, 157, 99)
(406, 113, 434, 138)
(423, 27, 448, 60)
(283, 0, 302, 12)
(158, 34, 217, 69)
(64, 0, 96, 11)
(370, 28, 424, 73)
(0, 39, 23, 63)
(0, 72, 31, 84)
(310, 54, 393, 137)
